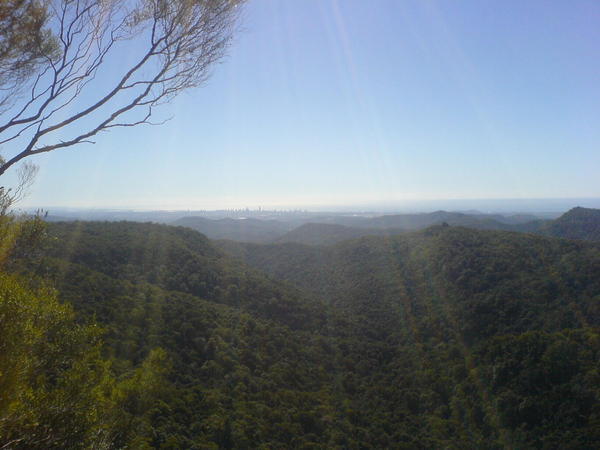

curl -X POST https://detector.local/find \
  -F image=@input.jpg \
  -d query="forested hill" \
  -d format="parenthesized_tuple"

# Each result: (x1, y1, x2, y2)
(43, 221, 326, 331)
(216, 226, 600, 337)
(275, 222, 405, 246)
(216, 207, 600, 246)
(171, 216, 293, 243)
(330, 210, 516, 230)
(13, 221, 600, 448)
(540, 206, 600, 241)
(216, 226, 600, 446)
(172, 210, 518, 244)
(45, 207, 600, 246)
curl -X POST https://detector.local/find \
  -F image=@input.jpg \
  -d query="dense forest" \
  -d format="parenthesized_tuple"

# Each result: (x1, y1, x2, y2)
(1, 214, 599, 448)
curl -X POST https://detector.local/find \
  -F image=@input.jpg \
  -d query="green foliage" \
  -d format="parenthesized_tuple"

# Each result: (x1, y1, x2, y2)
(476, 330, 600, 448)
(43, 221, 328, 331)
(7, 220, 600, 447)
(219, 225, 600, 447)
(0, 272, 111, 448)
(0, 218, 172, 449)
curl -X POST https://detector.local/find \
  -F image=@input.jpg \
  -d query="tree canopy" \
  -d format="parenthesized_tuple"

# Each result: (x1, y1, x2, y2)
(9, 220, 597, 448)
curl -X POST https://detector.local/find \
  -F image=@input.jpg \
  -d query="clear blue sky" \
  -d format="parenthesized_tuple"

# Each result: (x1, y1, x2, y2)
(11, 0, 600, 210)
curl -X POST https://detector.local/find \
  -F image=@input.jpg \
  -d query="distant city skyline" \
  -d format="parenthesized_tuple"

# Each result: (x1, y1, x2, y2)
(4, 0, 599, 209)
(22, 197, 600, 216)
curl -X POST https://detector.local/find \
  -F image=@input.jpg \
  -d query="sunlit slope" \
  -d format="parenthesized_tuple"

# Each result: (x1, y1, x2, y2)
(26, 222, 350, 447)
(24, 257, 350, 448)
(31, 221, 600, 448)
(45, 221, 326, 331)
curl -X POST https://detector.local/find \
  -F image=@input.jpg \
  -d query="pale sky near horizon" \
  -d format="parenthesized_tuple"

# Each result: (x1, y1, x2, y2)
(6, 0, 600, 210)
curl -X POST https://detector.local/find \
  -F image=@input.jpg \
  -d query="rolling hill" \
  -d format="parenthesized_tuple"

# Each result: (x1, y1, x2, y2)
(325, 210, 516, 231)
(275, 222, 407, 246)
(233, 207, 600, 247)
(174, 211, 520, 246)
(542, 206, 600, 241)
(171, 216, 294, 242)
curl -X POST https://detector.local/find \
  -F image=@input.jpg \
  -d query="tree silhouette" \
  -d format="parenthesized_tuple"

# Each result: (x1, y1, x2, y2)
(0, 0, 244, 177)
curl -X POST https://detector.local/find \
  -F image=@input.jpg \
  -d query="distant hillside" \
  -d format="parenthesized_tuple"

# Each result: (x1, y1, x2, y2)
(327, 210, 514, 231)
(270, 211, 516, 246)
(275, 222, 405, 246)
(43, 214, 73, 222)
(173, 210, 545, 245)
(507, 207, 600, 242)
(172, 216, 292, 242)
(47, 209, 600, 247)
(473, 212, 541, 224)
(543, 207, 600, 241)
(272, 208, 600, 247)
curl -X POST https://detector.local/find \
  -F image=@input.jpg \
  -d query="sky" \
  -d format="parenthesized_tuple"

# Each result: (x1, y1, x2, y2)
(5, 0, 600, 210)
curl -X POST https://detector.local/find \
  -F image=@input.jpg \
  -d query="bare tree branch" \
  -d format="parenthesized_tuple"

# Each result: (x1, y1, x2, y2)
(0, 0, 245, 177)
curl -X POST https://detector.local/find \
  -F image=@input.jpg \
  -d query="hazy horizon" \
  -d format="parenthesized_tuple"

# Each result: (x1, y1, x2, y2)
(22, 196, 600, 216)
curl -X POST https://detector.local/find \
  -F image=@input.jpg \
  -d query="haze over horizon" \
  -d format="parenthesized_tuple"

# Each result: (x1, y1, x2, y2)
(22, 197, 600, 216)
(6, 0, 600, 209)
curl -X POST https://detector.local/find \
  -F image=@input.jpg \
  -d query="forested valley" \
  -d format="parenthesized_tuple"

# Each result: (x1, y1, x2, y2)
(1, 211, 599, 448)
